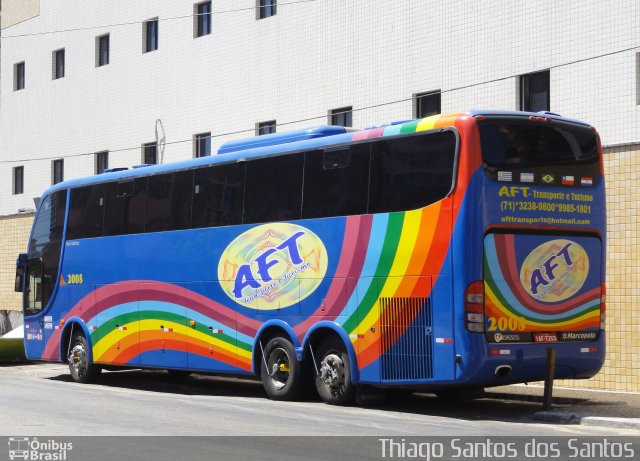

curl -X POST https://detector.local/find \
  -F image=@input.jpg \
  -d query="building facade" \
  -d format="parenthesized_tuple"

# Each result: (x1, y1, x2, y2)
(0, 0, 638, 391)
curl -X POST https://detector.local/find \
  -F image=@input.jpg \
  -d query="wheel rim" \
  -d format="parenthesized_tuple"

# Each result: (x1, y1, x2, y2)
(267, 347, 291, 390)
(69, 342, 87, 377)
(319, 353, 345, 390)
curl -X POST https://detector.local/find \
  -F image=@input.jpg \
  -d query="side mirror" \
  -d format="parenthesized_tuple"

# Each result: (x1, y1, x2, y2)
(15, 253, 27, 293)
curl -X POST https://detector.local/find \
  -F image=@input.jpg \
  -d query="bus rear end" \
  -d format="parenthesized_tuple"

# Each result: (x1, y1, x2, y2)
(466, 112, 605, 385)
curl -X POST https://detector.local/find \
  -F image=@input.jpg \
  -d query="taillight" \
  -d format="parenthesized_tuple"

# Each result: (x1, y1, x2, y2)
(465, 281, 485, 332)
(600, 282, 606, 330)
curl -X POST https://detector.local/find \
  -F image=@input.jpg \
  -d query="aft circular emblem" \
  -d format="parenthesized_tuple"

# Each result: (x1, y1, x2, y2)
(218, 223, 328, 309)
(519, 239, 589, 303)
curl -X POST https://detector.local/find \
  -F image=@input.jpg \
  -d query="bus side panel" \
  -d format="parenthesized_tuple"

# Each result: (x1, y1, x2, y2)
(431, 275, 455, 381)
(94, 284, 140, 366)
(356, 277, 381, 383)
(138, 282, 188, 370)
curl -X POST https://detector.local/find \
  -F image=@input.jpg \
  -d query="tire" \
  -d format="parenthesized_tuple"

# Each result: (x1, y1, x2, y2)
(314, 337, 355, 405)
(260, 336, 303, 400)
(68, 333, 101, 383)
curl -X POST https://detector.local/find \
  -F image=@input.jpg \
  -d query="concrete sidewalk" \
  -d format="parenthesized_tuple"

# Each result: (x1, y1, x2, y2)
(487, 384, 640, 429)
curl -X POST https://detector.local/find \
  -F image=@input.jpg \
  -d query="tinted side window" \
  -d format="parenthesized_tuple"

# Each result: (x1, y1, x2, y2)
(192, 163, 245, 229)
(146, 171, 194, 232)
(27, 190, 67, 313)
(67, 185, 105, 239)
(244, 154, 303, 224)
(103, 178, 147, 236)
(369, 131, 456, 214)
(302, 145, 370, 219)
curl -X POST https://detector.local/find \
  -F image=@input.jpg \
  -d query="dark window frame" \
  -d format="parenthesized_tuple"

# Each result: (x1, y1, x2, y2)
(14, 62, 25, 91)
(53, 49, 65, 79)
(95, 151, 109, 174)
(256, 121, 277, 136)
(194, 132, 212, 158)
(144, 18, 159, 53)
(414, 91, 441, 118)
(13, 166, 24, 195)
(257, 0, 277, 19)
(143, 142, 158, 165)
(520, 70, 550, 112)
(195, 1, 212, 37)
(52, 159, 64, 185)
(329, 107, 353, 127)
(97, 34, 110, 67)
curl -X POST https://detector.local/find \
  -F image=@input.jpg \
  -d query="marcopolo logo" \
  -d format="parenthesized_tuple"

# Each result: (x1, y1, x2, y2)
(519, 239, 589, 303)
(218, 223, 328, 309)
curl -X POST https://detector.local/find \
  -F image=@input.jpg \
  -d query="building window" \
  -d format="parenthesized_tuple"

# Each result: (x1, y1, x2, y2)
(414, 91, 441, 118)
(195, 1, 212, 37)
(257, 0, 277, 19)
(96, 151, 109, 174)
(329, 107, 353, 127)
(256, 121, 276, 135)
(96, 34, 110, 67)
(14, 62, 25, 91)
(520, 70, 550, 112)
(13, 166, 24, 195)
(143, 142, 158, 164)
(53, 49, 65, 79)
(144, 18, 159, 53)
(194, 132, 211, 157)
(52, 159, 64, 185)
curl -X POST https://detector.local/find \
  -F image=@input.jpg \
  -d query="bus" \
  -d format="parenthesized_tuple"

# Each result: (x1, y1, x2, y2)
(15, 110, 605, 404)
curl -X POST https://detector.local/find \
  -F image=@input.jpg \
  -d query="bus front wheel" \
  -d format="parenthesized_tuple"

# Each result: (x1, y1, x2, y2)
(314, 337, 355, 405)
(260, 336, 302, 400)
(68, 333, 101, 384)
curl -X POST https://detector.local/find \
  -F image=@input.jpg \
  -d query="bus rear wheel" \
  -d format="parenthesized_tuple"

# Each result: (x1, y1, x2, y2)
(260, 336, 302, 400)
(68, 333, 101, 384)
(314, 337, 355, 405)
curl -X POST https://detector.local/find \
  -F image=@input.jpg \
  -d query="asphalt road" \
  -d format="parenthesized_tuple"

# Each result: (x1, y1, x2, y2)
(1, 363, 638, 439)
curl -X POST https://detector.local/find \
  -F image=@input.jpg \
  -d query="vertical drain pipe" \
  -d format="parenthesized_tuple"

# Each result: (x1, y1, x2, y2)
(543, 347, 556, 410)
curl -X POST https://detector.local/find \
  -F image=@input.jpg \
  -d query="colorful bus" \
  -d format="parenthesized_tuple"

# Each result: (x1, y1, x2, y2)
(16, 110, 605, 404)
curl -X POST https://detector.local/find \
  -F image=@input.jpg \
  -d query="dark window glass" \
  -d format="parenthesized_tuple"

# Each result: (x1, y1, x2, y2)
(302, 145, 370, 219)
(145, 19, 158, 52)
(26, 190, 67, 315)
(103, 178, 147, 236)
(146, 171, 194, 232)
(143, 142, 157, 164)
(195, 133, 211, 157)
(415, 91, 441, 118)
(67, 184, 105, 240)
(98, 34, 110, 66)
(258, 0, 277, 19)
(52, 159, 64, 185)
(54, 49, 65, 79)
(521, 70, 550, 112)
(15, 62, 25, 91)
(257, 121, 276, 135)
(196, 2, 212, 37)
(369, 131, 456, 213)
(192, 163, 245, 228)
(96, 151, 109, 174)
(479, 119, 600, 184)
(13, 166, 24, 195)
(244, 154, 303, 223)
(330, 107, 353, 127)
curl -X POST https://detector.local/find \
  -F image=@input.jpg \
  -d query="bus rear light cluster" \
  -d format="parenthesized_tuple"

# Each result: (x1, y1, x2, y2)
(600, 282, 606, 330)
(465, 281, 485, 333)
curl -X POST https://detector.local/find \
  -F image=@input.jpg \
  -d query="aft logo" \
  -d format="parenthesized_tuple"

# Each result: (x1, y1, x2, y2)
(218, 223, 328, 309)
(8, 437, 73, 460)
(498, 186, 530, 198)
(519, 239, 589, 303)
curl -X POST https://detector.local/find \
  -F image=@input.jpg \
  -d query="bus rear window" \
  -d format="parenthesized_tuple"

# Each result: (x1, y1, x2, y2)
(479, 119, 600, 184)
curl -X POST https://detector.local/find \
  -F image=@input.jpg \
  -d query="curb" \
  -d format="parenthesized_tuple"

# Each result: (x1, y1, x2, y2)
(533, 411, 640, 429)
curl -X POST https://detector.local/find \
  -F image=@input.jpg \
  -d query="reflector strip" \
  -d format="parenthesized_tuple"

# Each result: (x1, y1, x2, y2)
(435, 338, 452, 344)
(162, 327, 173, 332)
(490, 349, 511, 355)
(580, 347, 597, 353)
